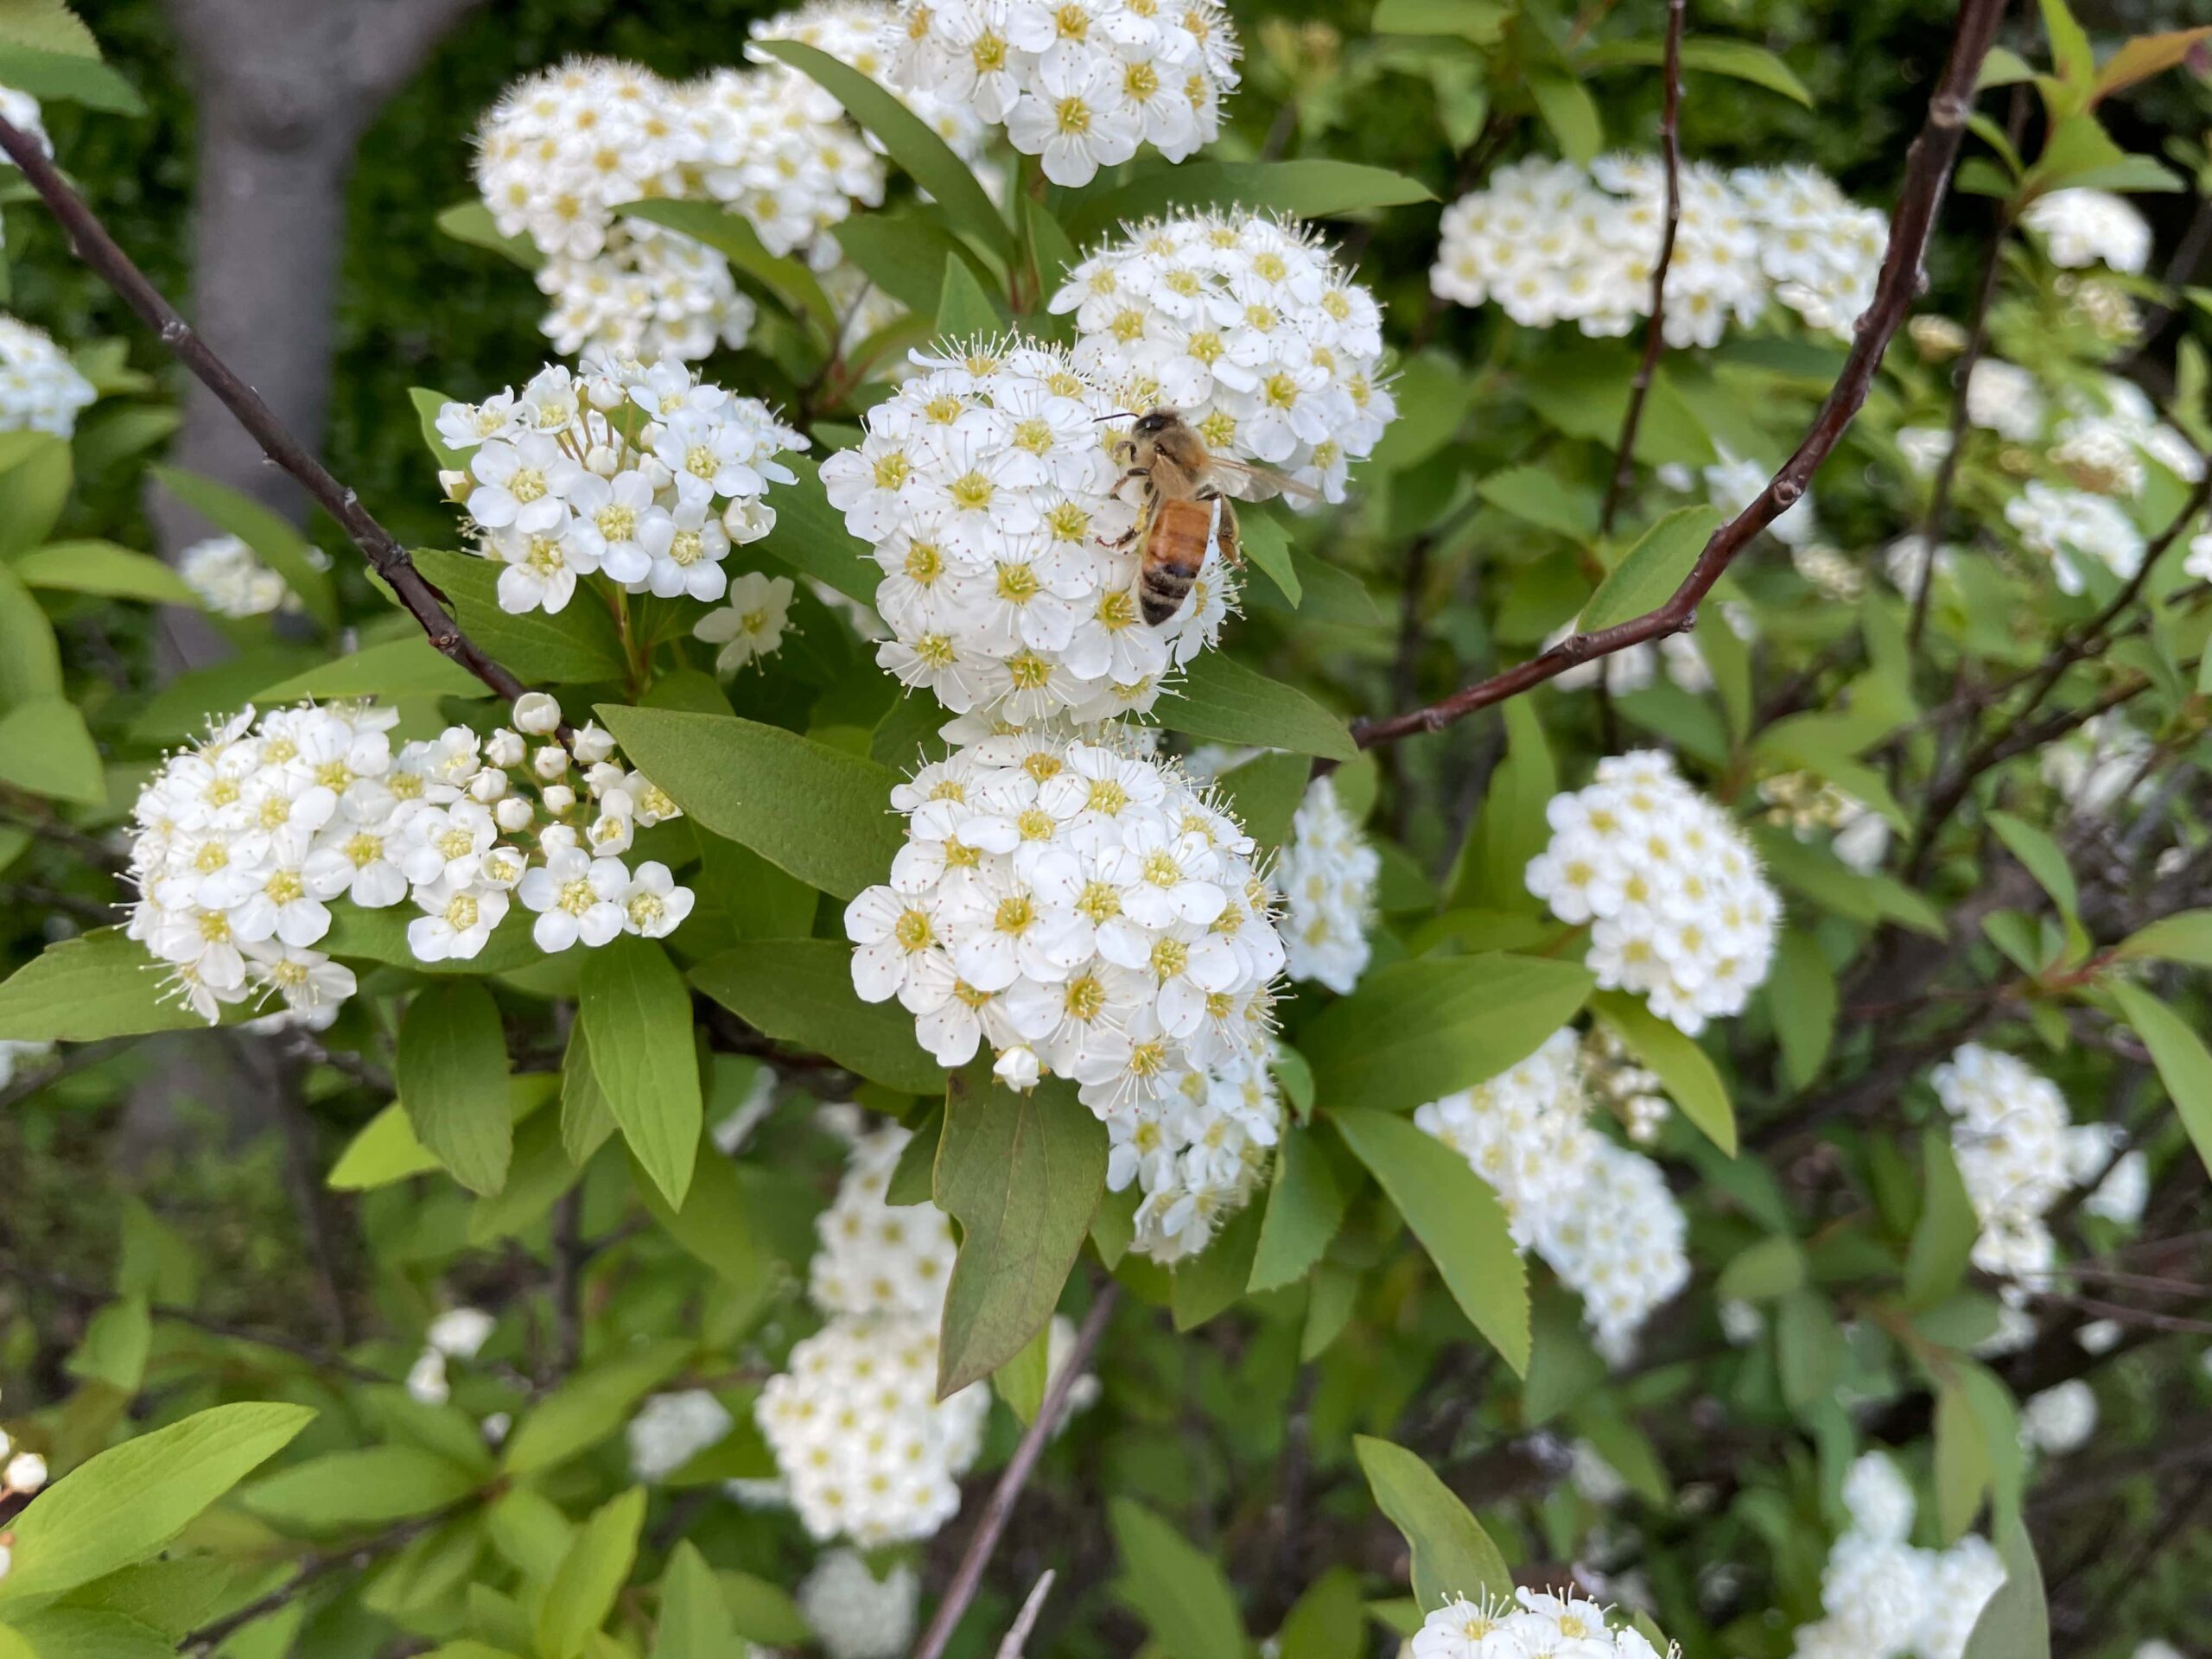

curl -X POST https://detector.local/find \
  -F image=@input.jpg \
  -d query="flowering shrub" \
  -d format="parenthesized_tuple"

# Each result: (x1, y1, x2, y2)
(1, 0, 2210, 1656)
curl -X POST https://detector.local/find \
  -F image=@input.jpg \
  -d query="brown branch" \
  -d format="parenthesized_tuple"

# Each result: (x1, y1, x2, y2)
(0, 113, 530, 708)
(1353, 0, 2008, 750)
(183, 1510, 455, 1652)
(912, 1285, 1120, 1659)
(1599, 0, 1686, 535)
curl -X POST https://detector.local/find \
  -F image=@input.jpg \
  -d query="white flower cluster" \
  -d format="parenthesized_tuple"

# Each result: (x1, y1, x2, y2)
(439, 354, 803, 614)
(1531, 1137, 1692, 1364)
(1789, 1453, 2005, 1659)
(1929, 1044, 2078, 1284)
(404, 1306, 496, 1405)
(1109, 1043, 1284, 1262)
(1525, 752, 1782, 1036)
(178, 534, 302, 619)
(756, 1311, 990, 1546)
(1430, 156, 1887, 346)
(1051, 209, 1395, 501)
(124, 694, 695, 1021)
(0, 314, 97, 438)
(1415, 1031, 1688, 1359)
(749, 1, 992, 158)
(1277, 775, 1378, 994)
(809, 1120, 957, 1318)
(820, 337, 1224, 726)
(2004, 480, 2145, 595)
(1413, 1587, 1671, 1659)
(1758, 771, 1891, 875)
(1414, 1028, 1599, 1249)
(847, 728, 1282, 1101)
(2019, 1378, 2097, 1457)
(799, 1548, 919, 1659)
(628, 1389, 737, 1480)
(887, 0, 1240, 187)
(2022, 188, 2152, 274)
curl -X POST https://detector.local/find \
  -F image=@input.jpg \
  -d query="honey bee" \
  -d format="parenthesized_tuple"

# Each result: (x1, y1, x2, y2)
(1104, 409, 1318, 626)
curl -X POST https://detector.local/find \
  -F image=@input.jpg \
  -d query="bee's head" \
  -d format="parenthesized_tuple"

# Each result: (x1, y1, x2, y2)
(1132, 409, 1182, 437)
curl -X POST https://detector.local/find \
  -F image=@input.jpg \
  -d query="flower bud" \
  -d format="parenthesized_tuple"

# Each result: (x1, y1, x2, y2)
(993, 1045, 1042, 1092)
(485, 728, 525, 769)
(542, 784, 577, 816)
(494, 796, 536, 834)
(513, 692, 563, 734)
(439, 468, 473, 504)
(4, 1452, 47, 1494)
(532, 743, 570, 782)
(468, 768, 508, 804)
(572, 721, 617, 765)
(585, 442, 621, 478)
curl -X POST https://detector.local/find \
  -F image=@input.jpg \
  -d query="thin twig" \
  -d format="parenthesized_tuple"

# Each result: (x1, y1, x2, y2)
(993, 1569, 1058, 1659)
(1599, 0, 1686, 535)
(1352, 0, 2007, 749)
(911, 1286, 1120, 1659)
(0, 114, 530, 708)
(183, 1511, 455, 1651)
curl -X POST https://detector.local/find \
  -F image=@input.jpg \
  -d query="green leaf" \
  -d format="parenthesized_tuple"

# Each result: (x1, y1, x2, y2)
(1452, 698, 1554, 910)
(617, 198, 837, 342)
(2091, 26, 2212, 104)
(691, 940, 944, 1096)
(1065, 161, 1433, 245)
(0, 3, 97, 60)
(1211, 750, 1310, 857)
(1476, 465, 1598, 540)
(751, 452, 878, 608)
(1987, 810, 2079, 923)
(1527, 65, 1602, 165)
(0, 929, 218, 1044)
(0, 434, 71, 557)
(991, 1319, 1052, 1426)
(1153, 654, 1356, 761)
(1108, 1499, 1249, 1659)
(935, 251, 1002, 337)
(0, 561, 65, 708)
(500, 1341, 692, 1477)
(1236, 510, 1300, 606)
(1171, 1200, 1263, 1331)
(1301, 956, 1595, 1116)
(0, 1403, 314, 1605)
(321, 904, 545, 978)
(1961, 1512, 2049, 1659)
(1904, 1130, 1979, 1309)
(2114, 908, 2212, 965)
(257, 636, 488, 702)
(636, 1137, 766, 1301)
(2108, 980, 2212, 1180)
(397, 981, 513, 1197)
(242, 1446, 479, 1531)
(1590, 990, 1734, 1154)
(934, 1068, 1108, 1398)
(0, 698, 105, 805)
(1752, 828, 1944, 936)
(1567, 1401, 1671, 1505)
(411, 550, 627, 685)
(753, 39, 1013, 257)
(2038, 0, 2094, 90)
(1332, 1108, 1529, 1372)
(594, 706, 904, 900)
(49, 1560, 236, 1643)
(435, 200, 542, 270)
(0, 42, 142, 113)
(11, 542, 197, 606)
(833, 210, 991, 317)
(1370, 0, 1509, 41)
(1580, 506, 1723, 632)
(1577, 37, 1815, 105)
(579, 936, 702, 1208)
(652, 1543, 736, 1659)
(63, 1297, 149, 1394)
(534, 1487, 645, 1659)
(0, 1607, 174, 1657)
(149, 466, 336, 631)
(1713, 1236, 1805, 1304)
(1935, 1378, 1993, 1541)
(1274, 1569, 1364, 1659)
(1521, 1286, 1605, 1424)
(1353, 1435, 1513, 1609)
(1766, 930, 1838, 1091)
(1247, 1125, 1344, 1294)
(1776, 1287, 1845, 1414)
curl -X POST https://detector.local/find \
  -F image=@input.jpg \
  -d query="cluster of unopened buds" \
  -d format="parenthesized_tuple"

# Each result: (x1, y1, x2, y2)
(0, 1419, 49, 1584)
(439, 353, 803, 615)
(124, 692, 693, 1023)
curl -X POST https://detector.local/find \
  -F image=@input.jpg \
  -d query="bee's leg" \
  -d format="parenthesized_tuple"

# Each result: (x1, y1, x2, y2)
(1201, 488, 1243, 566)
(1110, 466, 1150, 496)
(1103, 523, 1141, 549)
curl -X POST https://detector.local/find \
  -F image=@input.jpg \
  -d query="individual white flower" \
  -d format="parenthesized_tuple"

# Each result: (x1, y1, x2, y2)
(809, 1121, 957, 1320)
(628, 1389, 734, 1480)
(404, 1350, 450, 1404)
(2022, 188, 2152, 273)
(1052, 209, 1395, 503)
(755, 1313, 990, 1547)
(822, 336, 1227, 725)
(1415, 1029, 1601, 1249)
(428, 1306, 496, 1357)
(1929, 1044, 2081, 1287)
(2084, 1147, 2148, 1225)
(1531, 1138, 1691, 1364)
(445, 355, 802, 617)
(1431, 155, 1885, 346)
(0, 313, 96, 438)
(2005, 480, 2145, 594)
(799, 1548, 919, 1659)
(178, 534, 300, 618)
(695, 570, 796, 673)
(1964, 359, 2045, 443)
(887, 0, 1240, 184)
(3, 1452, 48, 1495)
(2019, 1378, 2096, 1457)
(1524, 751, 1782, 1035)
(518, 842, 631, 951)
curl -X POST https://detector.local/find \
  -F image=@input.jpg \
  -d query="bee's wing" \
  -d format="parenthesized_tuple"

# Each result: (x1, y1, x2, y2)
(1209, 454, 1325, 504)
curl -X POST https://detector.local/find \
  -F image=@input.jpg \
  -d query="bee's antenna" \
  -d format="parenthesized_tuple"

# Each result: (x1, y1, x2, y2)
(1093, 410, 1137, 423)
